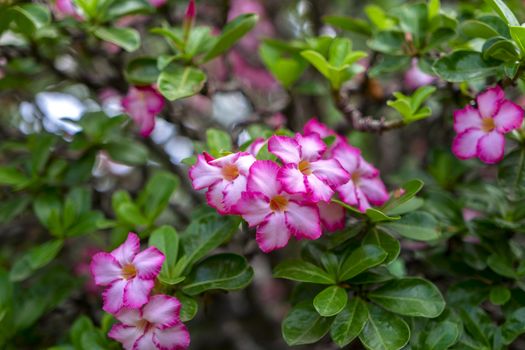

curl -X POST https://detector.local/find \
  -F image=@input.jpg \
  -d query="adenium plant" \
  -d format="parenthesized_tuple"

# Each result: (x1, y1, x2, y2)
(3, 0, 525, 350)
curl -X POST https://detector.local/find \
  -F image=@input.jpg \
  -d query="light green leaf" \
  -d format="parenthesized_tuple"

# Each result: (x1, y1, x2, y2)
(157, 65, 206, 101)
(381, 211, 440, 241)
(93, 27, 140, 52)
(484, 0, 519, 26)
(273, 260, 335, 284)
(313, 286, 348, 317)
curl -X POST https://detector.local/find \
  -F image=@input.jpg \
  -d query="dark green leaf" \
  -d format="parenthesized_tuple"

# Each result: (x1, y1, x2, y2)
(93, 27, 140, 52)
(489, 286, 511, 306)
(10, 240, 64, 282)
(421, 319, 461, 350)
(482, 36, 520, 62)
(105, 140, 148, 165)
(359, 304, 410, 350)
(330, 297, 368, 347)
(273, 260, 335, 284)
(363, 230, 400, 264)
(433, 51, 500, 82)
(138, 171, 179, 222)
(176, 292, 198, 322)
(313, 286, 348, 317)
(339, 245, 387, 281)
(282, 301, 333, 346)
(381, 211, 440, 241)
(125, 57, 160, 85)
(149, 226, 180, 280)
(323, 16, 372, 36)
(501, 307, 525, 345)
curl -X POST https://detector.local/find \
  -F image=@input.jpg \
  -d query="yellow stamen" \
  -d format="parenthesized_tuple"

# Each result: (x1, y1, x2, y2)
(298, 160, 312, 175)
(222, 164, 240, 181)
(270, 195, 289, 212)
(121, 264, 137, 280)
(481, 118, 495, 132)
(351, 172, 361, 184)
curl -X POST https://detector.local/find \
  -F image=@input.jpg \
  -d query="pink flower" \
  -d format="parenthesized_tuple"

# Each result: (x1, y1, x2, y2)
(149, 0, 167, 7)
(109, 295, 190, 350)
(452, 86, 524, 164)
(122, 86, 165, 137)
(404, 58, 435, 90)
(90, 233, 165, 314)
(333, 143, 389, 212)
(189, 152, 256, 214)
(303, 118, 346, 155)
(228, 0, 275, 52)
(54, 0, 83, 20)
(318, 201, 345, 232)
(247, 138, 266, 156)
(233, 160, 322, 252)
(229, 51, 278, 91)
(268, 134, 349, 202)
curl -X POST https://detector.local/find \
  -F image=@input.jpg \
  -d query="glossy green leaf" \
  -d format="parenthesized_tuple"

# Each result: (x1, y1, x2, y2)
(368, 277, 445, 318)
(149, 226, 180, 280)
(203, 14, 258, 62)
(105, 140, 148, 165)
(138, 171, 179, 222)
(125, 57, 160, 85)
(273, 260, 335, 284)
(301, 50, 330, 77)
(421, 319, 461, 349)
(105, 0, 153, 20)
(313, 286, 348, 317)
(489, 285, 511, 306)
(363, 230, 400, 264)
(323, 16, 372, 36)
(182, 253, 253, 295)
(381, 211, 440, 241)
(433, 51, 500, 82)
(93, 27, 140, 52)
(115, 202, 148, 226)
(382, 179, 424, 213)
(10, 240, 64, 282)
(339, 245, 387, 281)
(9, 4, 50, 34)
(176, 292, 199, 322)
(206, 129, 232, 157)
(484, 0, 519, 26)
(501, 307, 525, 345)
(330, 297, 368, 347)
(482, 36, 520, 61)
(368, 31, 405, 55)
(157, 65, 206, 101)
(359, 304, 410, 350)
(460, 19, 501, 39)
(282, 301, 333, 346)
(510, 26, 525, 55)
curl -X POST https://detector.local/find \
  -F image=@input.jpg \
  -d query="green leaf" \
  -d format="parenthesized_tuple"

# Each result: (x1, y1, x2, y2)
(125, 57, 160, 85)
(0, 167, 29, 188)
(421, 319, 461, 349)
(29, 133, 56, 175)
(359, 304, 410, 350)
(365, 5, 396, 30)
(433, 51, 500, 82)
(206, 129, 232, 157)
(381, 211, 440, 241)
(313, 286, 348, 317)
(180, 214, 241, 268)
(282, 301, 334, 346)
(339, 245, 387, 281)
(487, 253, 516, 278)
(368, 31, 405, 55)
(104, 0, 153, 20)
(510, 26, 525, 56)
(368, 278, 445, 318)
(9, 4, 50, 35)
(363, 230, 400, 265)
(105, 140, 148, 165)
(365, 208, 400, 223)
(323, 16, 372, 36)
(428, 0, 440, 19)
(273, 260, 335, 284)
(484, 0, 519, 26)
(203, 14, 258, 62)
(482, 36, 520, 61)
(501, 307, 525, 345)
(182, 253, 253, 296)
(157, 65, 206, 101)
(489, 286, 511, 306)
(93, 27, 140, 52)
(259, 43, 307, 88)
(149, 226, 180, 280)
(176, 292, 198, 322)
(301, 50, 330, 77)
(460, 19, 502, 39)
(382, 179, 424, 213)
(138, 171, 179, 222)
(33, 192, 62, 230)
(10, 240, 64, 282)
(0, 196, 30, 224)
(330, 297, 368, 347)
(115, 202, 149, 226)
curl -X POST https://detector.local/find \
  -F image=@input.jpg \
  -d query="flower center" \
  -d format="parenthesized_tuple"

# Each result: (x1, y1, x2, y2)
(351, 172, 361, 184)
(298, 160, 312, 175)
(481, 117, 495, 132)
(137, 319, 153, 332)
(222, 164, 240, 181)
(270, 195, 289, 212)
(121, 263, 137, 280)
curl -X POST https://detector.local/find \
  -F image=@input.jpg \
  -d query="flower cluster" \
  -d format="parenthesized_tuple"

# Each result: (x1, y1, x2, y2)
(91, 233, 190, 350)
(189, 118, 389, 252)
(452, 86, 524, 164)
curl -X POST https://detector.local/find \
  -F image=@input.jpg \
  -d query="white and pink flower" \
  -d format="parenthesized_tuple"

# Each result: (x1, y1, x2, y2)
(109, 295, 190, 350)
(452, 86, 524, 164)
(233, 160, 322, 252)
(318, 201, 345, 232)
(333, 143, 389, 212)
(404, 58, 435, 90)
(268, 134, 349, 202)
(189, 152, 256, 214)
(122, 86, 165, 138)
(90, 233, 165, 314)
(303, 118, 346, 155)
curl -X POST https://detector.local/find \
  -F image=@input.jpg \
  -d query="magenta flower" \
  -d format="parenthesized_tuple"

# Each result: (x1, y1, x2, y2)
(90, 233, 165, 314)
(233, 160, 322, 252)
(333, 143, 389, 212)
(452, 86, 524, 164)
(303, 118, 346, 155)
(318, 201, 345, 232)
(122, 86, 165, 137)
(247, 138, 266, 157)
(109, 295, 190, 350)
(149, 0, 167, 7)
(189, 152, 256, 214)
(268, 134, 349, 202)
(54, 0, 83, 20)
(404, 58, 435, 90)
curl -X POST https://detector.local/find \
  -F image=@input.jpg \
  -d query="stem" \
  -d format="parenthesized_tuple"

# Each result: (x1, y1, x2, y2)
(515, 147, 525, 189)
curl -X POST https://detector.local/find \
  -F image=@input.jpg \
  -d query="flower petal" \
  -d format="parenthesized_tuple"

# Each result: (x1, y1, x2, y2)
(452, 129, 484, 160)
(453, 105, 482, 133)
(358, 158, 379, 177)
(337, 181, 359, 209)
(247, 160, 281, 197)
(114, 308, 142, 325)
(102, 279, 127, 314)
(134, 332, 157, 350)
(123, 278, 155, 309)
(295, 133, 326, 161)
(354, 186, 371, 212)
(310, 159, 350, 187)
(318, 201, 345, 232)
(285, 201, 321, 240)
(112, 233, 141, 266)
(233, 153, 256, 175)
(108, 324, 143, 350)
(303, 118, 334, 138)
(305, 174, 334, 202)
(476, 86, 505, 118)
(143, 295, 182, 328)
(332, 143, 361, 173)
(268, 135, 301, 164)
(256, 212, 291, 253)
(188, 154, 222, 190)
(359, 177, 389, 206)
(477, 131, 505, 164)
(493, 100, 524, 133)
(153, 323, 191, 350)
(90, 252, 122, 286)
(205, 181, 228, 214)
(234, 192, 271, 227)
(133, 247, 165, 280)
(278, 165, 307, 194)
(247, 138, 266, 156)
(222, 176, 248, 213)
